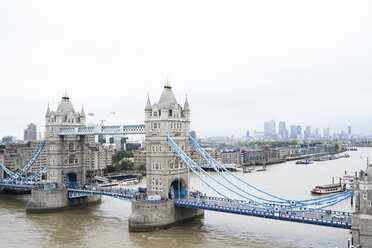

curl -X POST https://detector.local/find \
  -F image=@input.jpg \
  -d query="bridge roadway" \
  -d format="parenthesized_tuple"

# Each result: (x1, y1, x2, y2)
(0, 183, 352, 229)
(175, 196, 352, 229)
(67, 187, 137, 201)
(0, 182, 36, 190)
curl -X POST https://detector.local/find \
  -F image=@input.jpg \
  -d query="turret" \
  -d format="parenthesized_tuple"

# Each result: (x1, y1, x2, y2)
(45, 104, 50, 117)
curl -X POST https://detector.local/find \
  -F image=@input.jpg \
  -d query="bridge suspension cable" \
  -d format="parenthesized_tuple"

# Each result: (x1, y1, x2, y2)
(168, 135, 353, 212)
(1, 140, 46, 182)
(189, 135, 354, 209)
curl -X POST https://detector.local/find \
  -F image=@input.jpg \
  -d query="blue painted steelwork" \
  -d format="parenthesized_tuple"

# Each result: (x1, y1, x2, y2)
(1, 140, 46, 182)
(0, 182, 36, 190)
(188, 135, 354, 210)
(67, 188, 135, 202)
(168, 135, 353, 213)
(175, 198, 352, 229)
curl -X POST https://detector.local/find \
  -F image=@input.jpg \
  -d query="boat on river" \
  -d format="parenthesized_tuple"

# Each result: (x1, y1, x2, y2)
(296, 160, 313, 165)
(311, 183, 343, 194)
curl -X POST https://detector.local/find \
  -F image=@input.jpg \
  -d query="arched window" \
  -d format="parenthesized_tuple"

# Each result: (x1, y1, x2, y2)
(69, 154, 75, 164)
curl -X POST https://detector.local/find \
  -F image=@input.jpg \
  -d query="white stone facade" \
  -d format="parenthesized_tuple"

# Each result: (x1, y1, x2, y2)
(45, 93, 86, 187)
(145, 84, 191, 199)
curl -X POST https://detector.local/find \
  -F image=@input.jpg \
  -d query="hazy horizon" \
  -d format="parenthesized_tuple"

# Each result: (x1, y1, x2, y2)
(1, 0, 372, 139)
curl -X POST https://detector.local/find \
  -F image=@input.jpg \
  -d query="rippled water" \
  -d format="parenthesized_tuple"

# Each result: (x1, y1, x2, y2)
(1, 148, 371, 248)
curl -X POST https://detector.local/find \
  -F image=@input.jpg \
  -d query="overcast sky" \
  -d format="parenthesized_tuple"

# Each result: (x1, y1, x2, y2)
(1, 0, 371, 139)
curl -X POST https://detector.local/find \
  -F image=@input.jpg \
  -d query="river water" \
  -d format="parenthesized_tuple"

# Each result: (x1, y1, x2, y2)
(1, 148, 371, 248)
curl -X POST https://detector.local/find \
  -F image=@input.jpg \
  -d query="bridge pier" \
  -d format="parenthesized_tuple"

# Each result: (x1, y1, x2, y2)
(26, 189, 101, 213)
(129, 200, 203, 232)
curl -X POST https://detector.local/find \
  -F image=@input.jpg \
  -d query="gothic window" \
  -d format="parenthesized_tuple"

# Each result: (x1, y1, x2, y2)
(69, 143, 74, 151)
(69, 155, 75, 164)
(154, 112, 157, 117)
(169, 110, 172, 117)
(158, 110, 161, 116)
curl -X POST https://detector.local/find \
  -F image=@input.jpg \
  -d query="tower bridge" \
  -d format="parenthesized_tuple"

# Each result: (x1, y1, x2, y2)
(1, 82, 372, 247)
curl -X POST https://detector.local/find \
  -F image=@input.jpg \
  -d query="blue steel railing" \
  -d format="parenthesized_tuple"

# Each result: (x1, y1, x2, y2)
(174, 198, 352, 229)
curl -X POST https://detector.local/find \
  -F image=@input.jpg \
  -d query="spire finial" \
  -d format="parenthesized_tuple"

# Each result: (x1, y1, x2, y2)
(165, 77, 171, 88)
(62, 90, 69, 100)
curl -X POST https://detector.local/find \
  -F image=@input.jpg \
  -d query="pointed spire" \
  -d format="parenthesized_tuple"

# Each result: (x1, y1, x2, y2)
(80, 104, 86, 117)
(184, 95, 190, 111)
(145, 94, 152, 110)
(45, 103, 51, 117)
(165, 77, 171, 89)
(62, 90, 69, 100)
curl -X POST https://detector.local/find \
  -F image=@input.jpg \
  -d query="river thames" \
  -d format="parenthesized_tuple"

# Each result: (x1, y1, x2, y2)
(1, 148, 370, 248)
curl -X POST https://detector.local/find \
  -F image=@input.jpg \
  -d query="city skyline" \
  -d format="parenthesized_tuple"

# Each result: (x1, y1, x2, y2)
(1, 1, 372, 138)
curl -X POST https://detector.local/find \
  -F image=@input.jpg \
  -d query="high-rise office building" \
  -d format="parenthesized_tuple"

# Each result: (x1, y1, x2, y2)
(245, 131, 250, 139)
(190, 130, 197, 140)
(278, 121, 287, 140)
(290, 125, 297, 140)
(296, 125, 302, 137)
(268, 119, 276, 137)
(323, 127, 330, 138)
(348, 126, 352, 135)
(304, 126, 311, 140)
(264, 122, 269, 137)
(24, 123, 37, 141)
(264, 119, 276, 138)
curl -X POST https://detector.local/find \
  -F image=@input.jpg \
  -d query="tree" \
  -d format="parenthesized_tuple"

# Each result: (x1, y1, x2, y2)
(120, 158, 135, 171)
(116, 150, 134, 161)
(334, 143, 340, 152)
(106, 165, 115, 173)
(138, 163, 146, 171)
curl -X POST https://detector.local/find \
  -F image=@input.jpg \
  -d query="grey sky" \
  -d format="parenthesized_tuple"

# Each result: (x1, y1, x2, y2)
(1, 0, 371, 139)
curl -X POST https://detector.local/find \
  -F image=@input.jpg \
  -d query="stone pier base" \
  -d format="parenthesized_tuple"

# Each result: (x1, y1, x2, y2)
(26, 189, 101, 213)
(352, 214, 372, 248)
(129, 200, 204, 232)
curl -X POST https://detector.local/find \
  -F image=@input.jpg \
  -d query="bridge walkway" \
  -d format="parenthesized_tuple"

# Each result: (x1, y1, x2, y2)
(175, 196, 352, 229)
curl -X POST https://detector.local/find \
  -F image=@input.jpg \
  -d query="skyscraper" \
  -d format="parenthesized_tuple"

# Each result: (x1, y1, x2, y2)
(290, 125, 297, 140)
(304, 126, 311, 140)
(278, 121, 287, 140)
(264, 119, 276, 138)
(245, 131, 250, 139)
(264, 122, 269, 137)
(348, 126, 352, 135)
(24, 123, 37, 141)
(296, 125, 302, 137)
(190, 130, 197, 140)
(268, 119, 276, 137)
(323, 127, 330, 138)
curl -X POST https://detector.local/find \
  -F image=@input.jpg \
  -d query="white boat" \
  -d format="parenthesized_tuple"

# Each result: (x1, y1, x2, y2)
(311, 183, 343, 194)
(120, 178, 139, 185)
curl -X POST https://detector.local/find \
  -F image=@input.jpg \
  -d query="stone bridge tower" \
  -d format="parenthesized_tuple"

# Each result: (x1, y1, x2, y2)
(352, 163, 372, 248)
(145, 81, 191, 199)
(44, 92, 86, 187)
(26, 92, 101, 213)
(129, 82, 203, 231)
